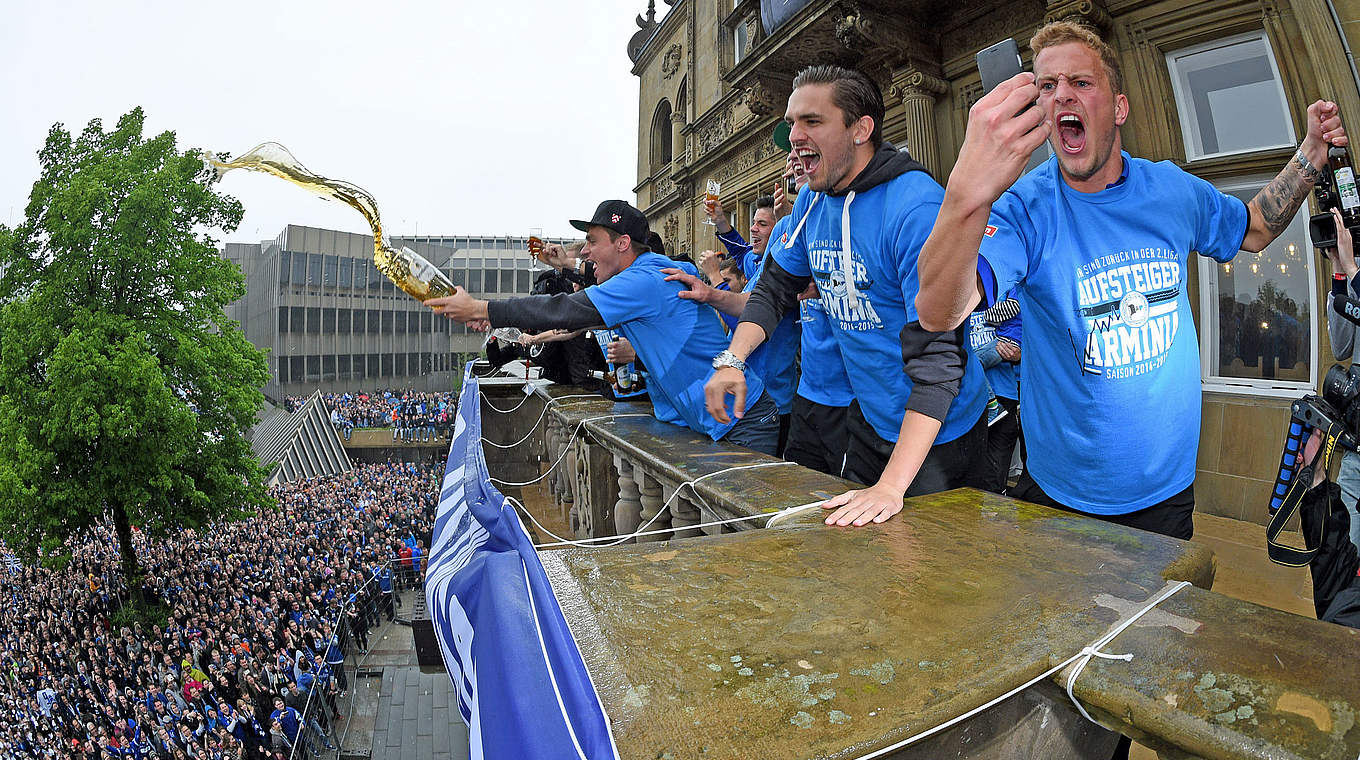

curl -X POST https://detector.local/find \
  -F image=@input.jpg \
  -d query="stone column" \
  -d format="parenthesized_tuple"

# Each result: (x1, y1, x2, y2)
(670, 109, 687, 168)
(666, 483, 703, 539)
(613, 455, 641, 537)
(634, 470, 670, 543)
(889, 67, 949, 178)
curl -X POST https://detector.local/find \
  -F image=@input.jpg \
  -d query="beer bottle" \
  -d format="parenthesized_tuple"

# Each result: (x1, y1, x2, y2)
(1329, 144, 1360, 229)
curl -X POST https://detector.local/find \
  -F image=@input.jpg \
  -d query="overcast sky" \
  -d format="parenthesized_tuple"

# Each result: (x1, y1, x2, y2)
(0, 1, 647, 245)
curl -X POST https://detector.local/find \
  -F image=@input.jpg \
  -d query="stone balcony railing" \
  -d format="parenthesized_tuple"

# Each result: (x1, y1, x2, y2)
(475, 368, 1359, 760)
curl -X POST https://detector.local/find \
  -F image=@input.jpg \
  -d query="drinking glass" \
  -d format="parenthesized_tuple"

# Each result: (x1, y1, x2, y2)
(700, 180, 721, 225)
(527, 227, 546, 272)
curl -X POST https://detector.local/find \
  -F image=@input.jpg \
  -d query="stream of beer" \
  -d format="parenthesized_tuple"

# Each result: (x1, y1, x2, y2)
(203, 142, 454, 302)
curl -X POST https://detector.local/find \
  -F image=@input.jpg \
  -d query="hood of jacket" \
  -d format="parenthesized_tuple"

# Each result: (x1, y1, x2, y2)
(828, 141, 930, 197)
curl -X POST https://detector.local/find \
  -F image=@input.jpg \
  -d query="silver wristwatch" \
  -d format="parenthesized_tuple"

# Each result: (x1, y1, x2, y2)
(712, 350, 747, 372)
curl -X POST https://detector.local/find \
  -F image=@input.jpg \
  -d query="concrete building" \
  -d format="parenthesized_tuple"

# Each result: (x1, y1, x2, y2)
(628, 0, 1360, 527)
(223, 225, 564, 400)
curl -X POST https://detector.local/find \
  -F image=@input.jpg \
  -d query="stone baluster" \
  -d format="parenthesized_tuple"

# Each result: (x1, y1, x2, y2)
(665, 483, 703, 539)
(634, 469, 670, 543)
(888, 66, 949, 178)
(614, 455, 641, 537)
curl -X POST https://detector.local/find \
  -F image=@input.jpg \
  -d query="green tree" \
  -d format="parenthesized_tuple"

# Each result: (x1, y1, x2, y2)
(0, 107, 270, 604)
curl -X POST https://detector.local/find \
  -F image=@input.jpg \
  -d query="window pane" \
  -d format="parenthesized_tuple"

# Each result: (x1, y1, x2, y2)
(291, 253, 307, 284)
(337, 355, 351, 381)
(483, 270, 500, 293)
(324, 255, 338, 287)
(279, 251, 291, 284)
(308, 254, 323, 286)
(1168, 34, 1293, 159)
(307, 307, 321, 334)
(1206, 179, 1312, 384)
(395, 309, 407, 334)
(339, 258, 353, 288)
(290, 356, 304, 380)
(306, 355, 320, 379)
(322, 354, 336, 381)
(322, 308, 336, 333)
(368, 309, 381, 334)
(278, 359, 290, 384)
(353, 259, 368, 289)
(278, 309, 288, 334)
(337, 308, 350, 335)
(517, 270, 531, 292)
(353, 354, 366, 380)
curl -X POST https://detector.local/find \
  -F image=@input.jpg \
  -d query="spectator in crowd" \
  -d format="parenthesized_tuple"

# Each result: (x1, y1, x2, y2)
(967, 289, 1024, 492)
(427, 200, 782, 455)
(0, 461, 438, 759)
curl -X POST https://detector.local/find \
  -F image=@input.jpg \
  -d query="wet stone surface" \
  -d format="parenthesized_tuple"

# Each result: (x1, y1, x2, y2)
(541, 489, 1360, 760)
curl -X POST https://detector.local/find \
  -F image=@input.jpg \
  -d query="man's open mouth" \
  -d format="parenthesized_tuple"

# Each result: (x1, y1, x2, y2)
(796, 147, 820, 176)
(1058, 113, 1086, 155)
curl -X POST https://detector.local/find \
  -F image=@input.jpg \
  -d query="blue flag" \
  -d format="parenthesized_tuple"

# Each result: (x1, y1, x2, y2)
(425, 368, 618, 760)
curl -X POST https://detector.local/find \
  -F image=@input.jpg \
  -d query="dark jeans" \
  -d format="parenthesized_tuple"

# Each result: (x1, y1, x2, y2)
(984, 396, 1022, 493)
(842, 402, 989, 495)
(723, 392, 781, 456)
(783, 396, 848, 477)
(1009, 471, 1195, 540)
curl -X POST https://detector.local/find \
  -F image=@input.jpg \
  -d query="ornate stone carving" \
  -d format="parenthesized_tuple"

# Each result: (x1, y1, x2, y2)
(663, 215, 679, 249)
(627, 0, 660, 63)
(709, 138, 784, 184)
(1044, 0, 1112, 35)
(741, 78, 780, 117)
(889, 68, 949, 103)
(696, 108, 734, 156)
(654, 169, 675, 200)
(662, 43, 683, 79)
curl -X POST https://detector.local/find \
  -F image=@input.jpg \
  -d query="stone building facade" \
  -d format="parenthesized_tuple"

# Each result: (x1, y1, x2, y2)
(629, 0, 1360, 526)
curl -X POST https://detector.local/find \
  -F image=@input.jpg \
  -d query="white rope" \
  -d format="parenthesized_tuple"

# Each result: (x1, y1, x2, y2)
(1064, 579, 1193, 724)
(520, 495, 825, 549)
(850, 580, 1194, 760)
(480, 394, 605, 449)
(479, 387, 537, 415)
(515, 461, 797, 549)
(488, 414, 651, 487)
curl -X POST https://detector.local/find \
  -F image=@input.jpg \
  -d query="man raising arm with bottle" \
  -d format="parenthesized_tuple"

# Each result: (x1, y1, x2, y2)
(914, 21, 1347, 540)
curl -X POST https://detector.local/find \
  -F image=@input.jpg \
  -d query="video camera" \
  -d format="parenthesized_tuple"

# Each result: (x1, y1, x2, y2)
(1308, 158, 1360, 252)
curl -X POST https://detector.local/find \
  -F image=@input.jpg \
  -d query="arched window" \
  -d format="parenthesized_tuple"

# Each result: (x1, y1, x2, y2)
(651, 99, 673, 170)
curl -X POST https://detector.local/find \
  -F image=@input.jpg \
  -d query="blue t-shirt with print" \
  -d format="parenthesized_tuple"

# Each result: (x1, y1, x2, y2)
(796, 294, 854, 407)
(741, 215, 801, 414)
(967, 310, 1018, 401)
(773, 172, 988, 443)
(979, 152, 1248, 514)
(584, 252, 766, 441)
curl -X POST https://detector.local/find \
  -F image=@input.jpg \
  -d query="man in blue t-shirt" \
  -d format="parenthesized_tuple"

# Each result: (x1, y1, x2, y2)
(427, 200, 780, 454)
(913, 21, 1347, 541)
(670, 191, 803, 454)
(707, 65, 990, 527)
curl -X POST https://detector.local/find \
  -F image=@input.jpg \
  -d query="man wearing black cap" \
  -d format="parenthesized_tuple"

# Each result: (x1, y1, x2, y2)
(426, 200, 781, 454)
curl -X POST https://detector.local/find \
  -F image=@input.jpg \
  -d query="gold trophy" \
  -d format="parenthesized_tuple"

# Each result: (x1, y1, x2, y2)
(203, 142, 454, 302)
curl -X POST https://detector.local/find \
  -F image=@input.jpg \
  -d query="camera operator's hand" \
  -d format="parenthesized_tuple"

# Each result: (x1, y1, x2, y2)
(1300, 428, 1329, 489)
(1330, 208, 1358, 280)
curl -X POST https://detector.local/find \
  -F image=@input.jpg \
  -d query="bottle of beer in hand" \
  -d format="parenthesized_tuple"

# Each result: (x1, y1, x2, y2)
(1329, 144, 1360, 230)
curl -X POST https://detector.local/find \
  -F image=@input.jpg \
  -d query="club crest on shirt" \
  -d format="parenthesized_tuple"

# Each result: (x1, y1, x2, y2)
(984, 225, 998, 237)
(1075, 247, 1181, 379)
(806, 244, 881, 331)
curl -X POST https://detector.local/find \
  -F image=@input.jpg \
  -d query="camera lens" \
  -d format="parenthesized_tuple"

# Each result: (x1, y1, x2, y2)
(1323, 363, 1360, 410)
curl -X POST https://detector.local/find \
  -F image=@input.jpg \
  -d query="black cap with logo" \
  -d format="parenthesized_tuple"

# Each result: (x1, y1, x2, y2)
(570, 200, 650, 250)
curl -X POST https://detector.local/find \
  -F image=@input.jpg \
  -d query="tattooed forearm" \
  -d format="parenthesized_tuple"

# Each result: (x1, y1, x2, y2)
(1247, 160, 1314, 245)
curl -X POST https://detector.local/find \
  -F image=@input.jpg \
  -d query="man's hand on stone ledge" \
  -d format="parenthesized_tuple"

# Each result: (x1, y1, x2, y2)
(820, 483, 906, 527)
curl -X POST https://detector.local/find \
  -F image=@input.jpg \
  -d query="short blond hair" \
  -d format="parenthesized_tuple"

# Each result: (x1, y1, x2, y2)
(1030, 21, 1122, 94)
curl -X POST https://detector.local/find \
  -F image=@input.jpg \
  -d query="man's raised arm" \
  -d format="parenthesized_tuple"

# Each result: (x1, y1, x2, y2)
(1242, 100, 1347, 252)
(916, 73, 1049, 331)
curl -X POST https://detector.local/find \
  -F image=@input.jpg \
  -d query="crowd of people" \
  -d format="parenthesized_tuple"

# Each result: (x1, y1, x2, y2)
(283, 391, 457, 442)
(0, 462, 439, 760)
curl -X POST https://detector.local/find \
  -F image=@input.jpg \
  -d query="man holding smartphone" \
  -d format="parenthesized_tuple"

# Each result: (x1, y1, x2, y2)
(913, 20, 1348, 538)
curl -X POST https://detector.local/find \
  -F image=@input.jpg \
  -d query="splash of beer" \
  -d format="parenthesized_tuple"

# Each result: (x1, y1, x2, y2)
(203, 142, 454, 302)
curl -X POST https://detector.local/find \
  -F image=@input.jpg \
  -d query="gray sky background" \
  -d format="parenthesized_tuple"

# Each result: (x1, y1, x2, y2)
(0, 1, 645, 245)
